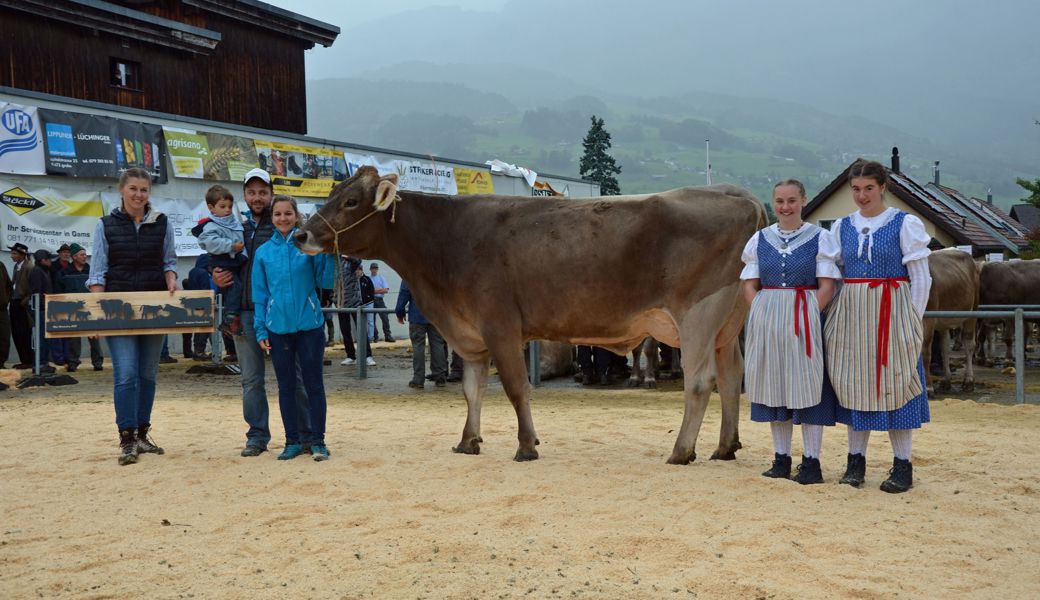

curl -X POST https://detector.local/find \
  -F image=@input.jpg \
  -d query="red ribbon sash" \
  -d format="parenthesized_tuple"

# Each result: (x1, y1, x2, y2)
(761, 286, 818, 358)
(843, 277, 910, 399)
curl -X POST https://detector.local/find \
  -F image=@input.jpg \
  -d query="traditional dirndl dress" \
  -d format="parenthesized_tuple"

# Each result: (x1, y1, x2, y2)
(743, 224, 837, 426)
(824, 211, 930, 431)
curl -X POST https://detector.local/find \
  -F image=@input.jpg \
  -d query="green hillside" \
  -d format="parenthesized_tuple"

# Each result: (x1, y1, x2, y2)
(308, 78, 1033, 210)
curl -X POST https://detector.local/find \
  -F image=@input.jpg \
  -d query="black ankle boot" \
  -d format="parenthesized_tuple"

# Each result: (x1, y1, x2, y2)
(118, 429, 138, 466)
(794, 456, 824, 485)
(762, 453, 792, 478)
(839, 453, 866, 487)
(880, 457, 913, 493)
(136, 423, 165, 455)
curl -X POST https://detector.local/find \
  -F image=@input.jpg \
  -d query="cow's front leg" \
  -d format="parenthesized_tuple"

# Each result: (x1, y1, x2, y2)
(488, 341, 539, 461)
(452, 357, 489, 455)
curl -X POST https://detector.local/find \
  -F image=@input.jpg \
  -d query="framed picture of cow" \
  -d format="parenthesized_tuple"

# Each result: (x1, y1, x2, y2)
(45, 290, 215, 338)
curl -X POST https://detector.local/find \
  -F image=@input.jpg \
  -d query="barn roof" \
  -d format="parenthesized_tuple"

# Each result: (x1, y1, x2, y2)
(806, 161, 1031, 255)
(1, 0, 339, 52)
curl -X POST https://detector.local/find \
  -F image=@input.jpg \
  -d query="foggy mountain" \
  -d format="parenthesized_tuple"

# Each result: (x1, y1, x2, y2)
(302, 0, 1039, 204)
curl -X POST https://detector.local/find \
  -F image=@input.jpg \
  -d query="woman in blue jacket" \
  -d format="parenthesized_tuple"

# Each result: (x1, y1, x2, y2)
(252, 195, 334, 461)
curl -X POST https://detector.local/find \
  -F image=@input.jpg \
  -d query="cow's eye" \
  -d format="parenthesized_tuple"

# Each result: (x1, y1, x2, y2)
(344, 197, 359, 208)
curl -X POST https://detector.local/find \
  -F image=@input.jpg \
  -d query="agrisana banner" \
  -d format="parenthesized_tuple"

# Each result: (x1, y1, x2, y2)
(39, 109, 166, 183)
(254, 140, 347, 197)
(164, 127, 259, 182)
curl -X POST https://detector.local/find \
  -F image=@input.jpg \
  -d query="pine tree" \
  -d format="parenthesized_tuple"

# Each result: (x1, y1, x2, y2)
(579, 116, 622, 196)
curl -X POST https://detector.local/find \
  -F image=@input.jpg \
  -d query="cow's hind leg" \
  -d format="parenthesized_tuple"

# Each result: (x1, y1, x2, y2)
(643, 338, 658, 389)
(711, 336, 743, 460)
(452, 357, 490, 455)
(937, 329, 953, 393)
(627, 338, 645, 387)
(962, 319, 976, 392)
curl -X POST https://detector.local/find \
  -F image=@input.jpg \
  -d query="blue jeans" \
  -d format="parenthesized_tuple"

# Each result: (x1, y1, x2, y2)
(268, 326, 327, 445)
(236, 310, 309, 448)
(106, 334, 164, 430)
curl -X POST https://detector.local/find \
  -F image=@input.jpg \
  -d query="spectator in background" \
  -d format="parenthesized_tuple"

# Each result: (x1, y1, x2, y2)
(337, 256, 374, 366)
(395, 280, 447, 388)
(9, 242, 34, 369)
(27, 249, 56, 373)
(183, 254, 213, 360)
(48, 244, 73, 367)
(56, 243, 104, 372)
(252, 195, 335, 461)
(368, 263, 394, 342)
(87, 167, 177, 466)
(0, 258, 10, 369)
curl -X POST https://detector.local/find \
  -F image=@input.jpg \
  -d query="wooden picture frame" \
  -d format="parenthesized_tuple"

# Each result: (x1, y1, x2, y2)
(45, 290, 215, 338)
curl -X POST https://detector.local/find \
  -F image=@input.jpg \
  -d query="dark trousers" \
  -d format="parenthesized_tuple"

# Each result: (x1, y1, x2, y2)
(577, 345, 611, 375)
(68, 336, 104, 368)
(10, 300, 32, 365)
(409, 323, 446, 384)
(0, 307, 10, 366)
(372, 298, 393, 339)
(337, 310, 371, 360)
(269, 327, 327, 445)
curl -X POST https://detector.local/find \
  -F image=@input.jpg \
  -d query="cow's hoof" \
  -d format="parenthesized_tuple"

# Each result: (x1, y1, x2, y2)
(710, 448, 737, 461)
(644, 380, 657, 389)
(666, 451, 695, 465)
(452, 439, 481, 455)
(962, 381, 975, 393)
(626, 378, 641, 388)
(937, 380, 952, 393)
(514, 448, 539, 461)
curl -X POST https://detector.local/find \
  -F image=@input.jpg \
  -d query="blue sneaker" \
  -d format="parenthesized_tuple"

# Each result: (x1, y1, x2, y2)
(277, 444, 306, 460)
(311, 444, 330, 461)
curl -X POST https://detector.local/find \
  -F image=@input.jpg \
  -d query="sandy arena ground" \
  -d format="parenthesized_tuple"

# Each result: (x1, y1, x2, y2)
(1, 341, 1039, 600)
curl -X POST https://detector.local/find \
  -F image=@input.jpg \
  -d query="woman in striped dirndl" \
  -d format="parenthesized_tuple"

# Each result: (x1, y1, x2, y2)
(819, 159, 932, 494)
(741, 180, 837, 484)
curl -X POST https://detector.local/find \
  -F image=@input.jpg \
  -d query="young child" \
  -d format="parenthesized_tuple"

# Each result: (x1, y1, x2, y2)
(192, 184, 247, 335)
(741, 179, 837, 484)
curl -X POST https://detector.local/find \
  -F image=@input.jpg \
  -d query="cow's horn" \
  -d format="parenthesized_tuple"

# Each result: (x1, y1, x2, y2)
(374, 174, 399, 211)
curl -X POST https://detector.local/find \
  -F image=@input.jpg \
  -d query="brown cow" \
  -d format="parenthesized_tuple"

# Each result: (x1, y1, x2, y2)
(976, 259, 1040, 364)
(922, 248, 979, 393)
(297, 166, 765, 464)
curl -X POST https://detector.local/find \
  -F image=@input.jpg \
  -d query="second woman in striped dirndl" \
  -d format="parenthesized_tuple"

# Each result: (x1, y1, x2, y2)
(741, 179, 837, 484)
(819, 159, 932, 494)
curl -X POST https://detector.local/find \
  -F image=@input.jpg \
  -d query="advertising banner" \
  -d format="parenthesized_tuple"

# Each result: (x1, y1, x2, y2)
(0, 178, 104, 253)
(454, 167, 495, 195)
(164, 128, 259, 181)
(254, 140, 347, 197)
(39, 110, 166, 182)
(116, 119, 167, 183)
(344, 153, 458, 195)
(0, 102, 46, 175)
(531, 180, 565, 196)
(162, 127, 209, 179)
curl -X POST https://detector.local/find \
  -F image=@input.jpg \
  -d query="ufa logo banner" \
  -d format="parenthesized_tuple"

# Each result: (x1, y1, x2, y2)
(0, 102, 46, 175)
(0, 178, 103, 252)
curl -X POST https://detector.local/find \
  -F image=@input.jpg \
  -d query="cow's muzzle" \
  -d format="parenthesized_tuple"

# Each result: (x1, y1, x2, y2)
(294, 230, 324, 255)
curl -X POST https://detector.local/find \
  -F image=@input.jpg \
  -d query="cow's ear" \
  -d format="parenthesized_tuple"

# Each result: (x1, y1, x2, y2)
(374, 174, 399, 212)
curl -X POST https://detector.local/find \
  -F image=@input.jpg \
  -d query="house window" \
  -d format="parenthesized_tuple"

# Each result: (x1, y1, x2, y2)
(818, 219, 836, 231)
(110, 58, 140, 89)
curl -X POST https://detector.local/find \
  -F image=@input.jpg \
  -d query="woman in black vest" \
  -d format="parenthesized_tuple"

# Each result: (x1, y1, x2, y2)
(87, 167, 178, 466)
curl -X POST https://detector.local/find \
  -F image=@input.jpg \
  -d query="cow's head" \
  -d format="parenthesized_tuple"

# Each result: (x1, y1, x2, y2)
(295, 166, 399, 256)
